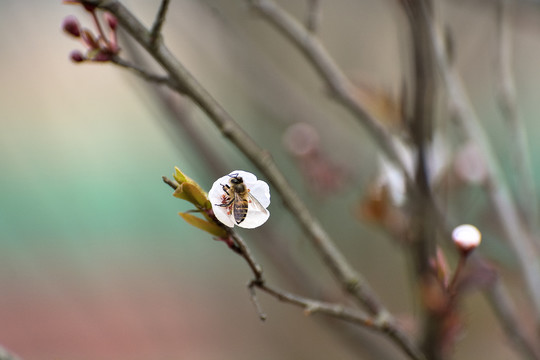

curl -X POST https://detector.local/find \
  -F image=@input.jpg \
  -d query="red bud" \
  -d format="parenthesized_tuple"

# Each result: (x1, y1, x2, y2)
(70, 50, 85, 63)
(104, 12, 118, 30)
(62, 15, 81, 37)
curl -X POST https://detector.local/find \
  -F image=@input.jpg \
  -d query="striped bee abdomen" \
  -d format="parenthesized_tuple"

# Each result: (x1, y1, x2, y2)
(233, 198, 249, 224)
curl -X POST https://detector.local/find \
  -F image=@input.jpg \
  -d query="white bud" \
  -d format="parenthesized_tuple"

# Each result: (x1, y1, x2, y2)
(452, 224, 481, 254)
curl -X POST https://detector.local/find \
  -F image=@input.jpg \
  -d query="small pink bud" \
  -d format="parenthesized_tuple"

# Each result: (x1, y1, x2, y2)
(62, 15, 81, 37)
(70, 50, 85, 63)
(452, 224, 481, 256)
(104, 12, 118, 30)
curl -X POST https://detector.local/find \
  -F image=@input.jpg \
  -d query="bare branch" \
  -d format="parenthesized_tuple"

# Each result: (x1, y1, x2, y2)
(149, 0, 171, 47)
(110, 55, 181, 90)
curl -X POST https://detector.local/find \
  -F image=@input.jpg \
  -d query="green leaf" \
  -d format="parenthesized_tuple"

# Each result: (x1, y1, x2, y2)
(179, 212, 228, 238)
(174, 166, 188, 184)
(182, 182, 210, 209)
(173, 184, 194, 202)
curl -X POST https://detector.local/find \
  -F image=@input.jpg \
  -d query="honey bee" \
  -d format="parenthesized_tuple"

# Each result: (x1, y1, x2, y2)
(216, 173, 268, 225)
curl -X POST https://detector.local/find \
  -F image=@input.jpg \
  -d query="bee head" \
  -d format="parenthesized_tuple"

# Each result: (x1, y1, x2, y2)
(229, 175, 243, 185)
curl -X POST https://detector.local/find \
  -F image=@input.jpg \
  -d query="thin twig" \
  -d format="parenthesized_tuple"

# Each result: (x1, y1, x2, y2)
(248, 281, 267, 321)
(230, 232, 263, 281)
(252, 281, 424, 360)
(110, 56, 181, 90)
(305, 0, 322, 33)
(422, 0, 540, 332)
(162, 175, 178, 190)
(495, 0, 539, 235)
(237, 243, 425, 360)
(149, 0, 170, 47)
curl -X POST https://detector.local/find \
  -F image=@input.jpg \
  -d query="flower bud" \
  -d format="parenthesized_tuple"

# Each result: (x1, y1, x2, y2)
(70, 50, 85, 63)
(104, 12, 118, 30)
(452, 224, 481, 255)
(62, 15, 81, 37)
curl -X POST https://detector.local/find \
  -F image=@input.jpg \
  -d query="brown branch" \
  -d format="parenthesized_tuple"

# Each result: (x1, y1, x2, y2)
(110, 55, 180, 90)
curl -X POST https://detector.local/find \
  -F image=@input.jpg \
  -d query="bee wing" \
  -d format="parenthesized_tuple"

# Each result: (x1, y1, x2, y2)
(247, 192, 268, 214)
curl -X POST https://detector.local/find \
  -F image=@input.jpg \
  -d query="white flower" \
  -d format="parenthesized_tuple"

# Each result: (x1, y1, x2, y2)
(208, 170, 271, 229)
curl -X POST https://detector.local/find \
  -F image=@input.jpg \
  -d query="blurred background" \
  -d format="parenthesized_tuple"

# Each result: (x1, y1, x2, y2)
(1, 0, 540, 359)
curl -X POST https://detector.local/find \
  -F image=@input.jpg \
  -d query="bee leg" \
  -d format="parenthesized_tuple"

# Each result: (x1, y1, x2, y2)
(221, 183, 231, 196)
(215, 196, 234, 207)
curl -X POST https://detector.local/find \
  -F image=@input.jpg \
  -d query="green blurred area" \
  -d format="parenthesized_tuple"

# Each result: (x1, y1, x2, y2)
(1, 1, 539, 359)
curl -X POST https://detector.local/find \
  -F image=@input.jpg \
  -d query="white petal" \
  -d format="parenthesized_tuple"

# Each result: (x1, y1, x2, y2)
(229, 170, 257, 184)
(237, 208, 270, 229)
(208, 175, 231, 201)
(248, 181, 271, 208)
(208, 175, 234, 227)
(213, 204, 235, 228)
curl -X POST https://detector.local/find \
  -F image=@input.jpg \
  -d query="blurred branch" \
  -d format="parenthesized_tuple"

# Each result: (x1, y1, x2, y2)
(484, 274, 540, 359)
(305, 0, 322, 33)
(400, 1, 442, 358)
(401, 0, 437, 279)
(149, 0, 170, 46)
(110, 55, 180, 89)
(162, 176, 425, 360)
(495, 0, 539, 233)
(422, 0, 540, 336)
(247, 0, 411, 179)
